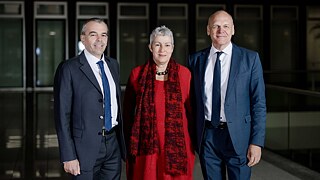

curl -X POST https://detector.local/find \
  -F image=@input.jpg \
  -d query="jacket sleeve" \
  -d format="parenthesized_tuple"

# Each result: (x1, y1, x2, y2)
(54, 62, 77, 163)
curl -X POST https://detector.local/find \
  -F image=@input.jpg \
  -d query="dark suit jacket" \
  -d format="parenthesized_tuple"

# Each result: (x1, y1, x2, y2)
(188, 44, 266, 155)
(54, 52, 126, 171)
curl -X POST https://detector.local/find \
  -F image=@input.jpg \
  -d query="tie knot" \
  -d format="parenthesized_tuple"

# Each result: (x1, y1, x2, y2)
(97, 60, 104, 67)
(216, 51, 223, 60)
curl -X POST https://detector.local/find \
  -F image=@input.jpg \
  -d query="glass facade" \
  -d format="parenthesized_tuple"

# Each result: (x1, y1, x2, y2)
(34, 93, 63, 178)
(234, 5, 263, 61)
(270, 6, 299, 86)
(118, 3, 149, 84)
(0, 92, 24, 179)
(0, 1, 320, 179)
(307, 6, 320, 91)
(35, 20, 65, 87)
(158, 4, 188, 65)
(0, 2, 24, 88)
(271, 6, 298, 71)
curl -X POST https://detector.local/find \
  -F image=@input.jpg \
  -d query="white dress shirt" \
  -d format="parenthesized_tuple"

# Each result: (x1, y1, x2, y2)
(204, 43, 232, 122)
(84, 49, 118, 127)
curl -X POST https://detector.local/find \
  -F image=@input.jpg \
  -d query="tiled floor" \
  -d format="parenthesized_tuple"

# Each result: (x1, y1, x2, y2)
(119, 149, 320, 180)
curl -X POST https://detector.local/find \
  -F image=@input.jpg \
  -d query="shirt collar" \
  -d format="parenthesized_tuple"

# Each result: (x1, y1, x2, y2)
(83, 49, 105, 63)
(211, 42, 232, 55)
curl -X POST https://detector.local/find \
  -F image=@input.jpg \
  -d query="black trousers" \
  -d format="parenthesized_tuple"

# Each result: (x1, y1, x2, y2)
(73, 128, 122, 180)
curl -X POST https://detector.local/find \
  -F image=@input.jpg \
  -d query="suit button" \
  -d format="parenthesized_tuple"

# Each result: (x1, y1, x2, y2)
(98, 99, 103, 103)
(99, 116, 104, 119)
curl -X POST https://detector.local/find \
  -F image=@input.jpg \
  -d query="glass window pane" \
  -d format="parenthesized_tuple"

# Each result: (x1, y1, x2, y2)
(118, 3, 149, 85)
(306, 6, 320, 91)
(120, 5, 146, 16)
(35, 93, 65, 178)
(307, 20, 320, 70)
(0, 18, 23, 87)
(198, 6, 222, 17)
(77, 20, 86, 54)
(234, 5, 263, 60)
(0, 3, 22, 15)
(119, 20, 149, 84)
(36, 20, 65, 87)
(271, 21, 298, 70)
(36, 4, 65, 15)
(79, 5, 106, 16)
(270, 6, 299, 85)
(308, 6, 320, 18)
(0, 92, 24, 179)
(159, 6, 186, 17)
(272, 7, 297, 19)
(236, 6, 262, 19)
(234, 21, 262, 53)
(271, 7, 298, 71)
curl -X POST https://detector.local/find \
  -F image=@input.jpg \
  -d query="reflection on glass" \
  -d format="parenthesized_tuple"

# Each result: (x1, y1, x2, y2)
(119, 20, 149, 84)
(307, 6, 320, 91)
(307, 21, 320, 70)
(0, 92, 24, 178)
(270, 7, 298, 86)
(36, 4, 65, 15)
(0, 19, 23, 87)
(77, 20, 86, 55)
(265, 87, 320, 172)
(36, 20, 65, 87)
(79, 5, 106, 16)
(234, 6, 263, 60)
(35, 93, 64, 178)
(234, 21, 262, 52)
(0, 2, 22, 15)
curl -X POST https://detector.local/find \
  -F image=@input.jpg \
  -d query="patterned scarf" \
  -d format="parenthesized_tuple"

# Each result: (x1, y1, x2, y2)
(129, 58, 188, 175)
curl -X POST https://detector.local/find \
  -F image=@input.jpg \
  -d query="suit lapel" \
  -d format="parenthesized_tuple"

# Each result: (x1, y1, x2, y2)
(199, 48, 210, 101)
(78, 52, 102, 93)
(105, 57, 121, 101)
(105, 57, 118, 87)
(226, 44, 241, 99)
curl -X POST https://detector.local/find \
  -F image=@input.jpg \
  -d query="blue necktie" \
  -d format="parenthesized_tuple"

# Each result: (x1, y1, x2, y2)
(212, 51, 223, 126)
(97, 60, 112, 131)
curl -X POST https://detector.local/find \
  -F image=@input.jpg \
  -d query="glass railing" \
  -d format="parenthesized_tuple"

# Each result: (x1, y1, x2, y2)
(264, 70, 320, 91)
(265, 84, 320, 173)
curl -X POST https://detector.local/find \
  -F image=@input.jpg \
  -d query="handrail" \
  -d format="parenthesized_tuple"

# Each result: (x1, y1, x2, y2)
(266, 84, 320, 97)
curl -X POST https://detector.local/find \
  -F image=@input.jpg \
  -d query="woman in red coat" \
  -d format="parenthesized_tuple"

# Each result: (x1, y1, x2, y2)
(123, 25, 195, 180)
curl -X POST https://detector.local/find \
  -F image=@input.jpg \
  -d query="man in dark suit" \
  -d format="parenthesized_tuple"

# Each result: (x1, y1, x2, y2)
(188, 10, 266, 180)
(54, 18, 126, 180)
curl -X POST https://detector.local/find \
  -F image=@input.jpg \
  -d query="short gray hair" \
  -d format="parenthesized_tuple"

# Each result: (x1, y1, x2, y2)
(81, 17, 107, 35)
(149, 25, 174, 45)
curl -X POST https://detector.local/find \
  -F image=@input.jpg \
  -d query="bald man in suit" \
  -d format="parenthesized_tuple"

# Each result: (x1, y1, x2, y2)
(188, 10, 266, 180)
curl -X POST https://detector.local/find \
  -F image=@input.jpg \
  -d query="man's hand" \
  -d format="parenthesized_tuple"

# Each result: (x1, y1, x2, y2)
(64, 159, 81, 176)
(247, 144, 261, 167)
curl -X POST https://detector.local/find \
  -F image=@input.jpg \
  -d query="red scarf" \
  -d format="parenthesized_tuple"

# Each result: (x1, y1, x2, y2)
(129, 59, 187, 175)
